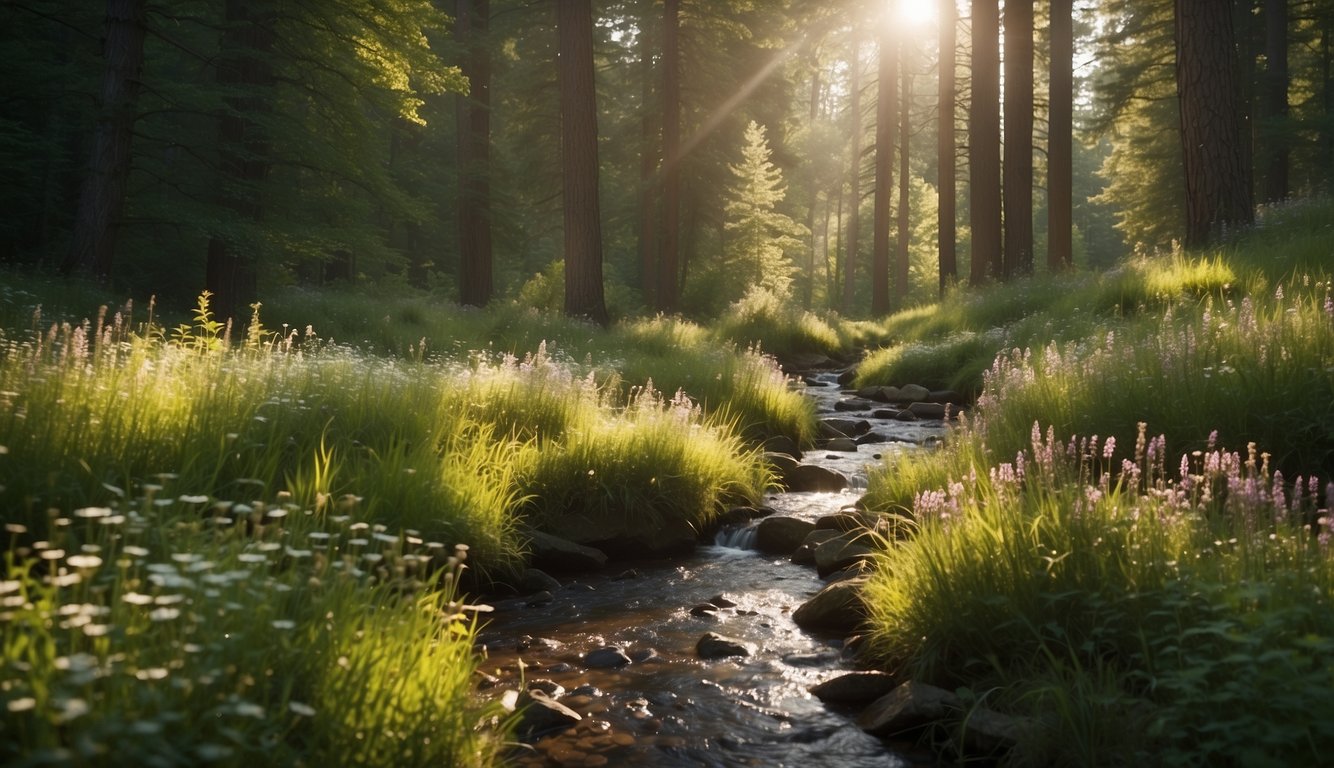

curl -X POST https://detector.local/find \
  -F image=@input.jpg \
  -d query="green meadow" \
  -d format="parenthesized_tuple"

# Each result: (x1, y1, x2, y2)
(2, 198, 1332, 765)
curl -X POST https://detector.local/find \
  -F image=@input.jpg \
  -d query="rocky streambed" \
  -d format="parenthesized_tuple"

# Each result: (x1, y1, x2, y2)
(476, 370, 982, 767)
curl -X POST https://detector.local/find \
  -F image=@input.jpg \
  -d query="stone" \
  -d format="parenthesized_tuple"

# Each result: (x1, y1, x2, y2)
(696, 632, 755, 659)
(813, 533, 879, 577)
(836, 367, 859, 387)
(779, 351, 837, 372)
(871, 409, 900, 420)
(689, 603, 720, 617)
(856, 432, 890, 445)
(764, 435, 802, 459)
(755, 516, 816, 555)
(708, 593, 738, 608)
(527, 679, 566, 698)
(834, 398, 879, 412)
(927, 389, 966, 405)
(906, 401, 948, 420)
(556, 515, 698, 561)
(792, 577, 869, 633)
(814, 513, 865, 531)
(790, 528, 842, 565)
(857, 681, 958, 738)
(584, 646, 632, 669)
(519, 568, 562, 594)
(898, 384, 930, 403)
(517, 689, 582, 739)
(809, 671, 900, 706)
(784, 465, 849, 492)
(823, 437, 859, 452)
(516, 634, 565, 653)
(764, 451, 801, 475)
(525, 530, 608, 573)
(893, 410, 920, 422)
(820, 418, 871, 438)
(525, 590, 554, 607)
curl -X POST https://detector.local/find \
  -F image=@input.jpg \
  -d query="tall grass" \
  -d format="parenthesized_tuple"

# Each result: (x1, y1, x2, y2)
(864, 424, 1334, 765)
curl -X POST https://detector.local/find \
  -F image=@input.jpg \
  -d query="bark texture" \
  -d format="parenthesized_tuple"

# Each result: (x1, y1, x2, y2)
(1002, 0, 1034, 279)
(969, 0, 1001, 285)
(1048, 0, 1074, 271)
(937, 0, 957, 292)
(456, 0, 493, 306)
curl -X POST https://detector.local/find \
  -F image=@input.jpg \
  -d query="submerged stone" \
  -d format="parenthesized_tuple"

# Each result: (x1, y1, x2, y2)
(696, 632, 755, 659)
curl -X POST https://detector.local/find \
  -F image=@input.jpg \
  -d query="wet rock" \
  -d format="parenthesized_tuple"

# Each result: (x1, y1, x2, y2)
(516, 634, 566, 653)
(525, 590, 554, 607)
(708, 594, 738, 608)
(857, 385, 901, 402)
(689, 603, 720, 618)
(527, 679, 566, 698)
(927, 389, 967, 405)
(871, 408, 900, 420)
(764, 435, 802, 459)
(809, 671, 900, 706)
(628, 647, 663, 664)
(856, 431, 890, 444)
(785, 465, 849, 492)
(898, 384, 930, 403)
(716, 504, 774, 526)
(755, 516, 816, 554)
(893, 410, 920, 422)
(572, 517, 699, 561)
(792, 577, 869, 633)
(525, 530, 608, 573)
(475, 670, 501, 690)
(857, 681, 957, 738)
(612, 568, 640, 580)
(814, 512, 866, 531)
(820, 418, 871, 438)
(825, 559, 876, 583)
(584, 646, 632, 669)
(837, 367, 859, 387)
(517, 688, 582, 739)
(519, 568, 562, 594)
(765, 451, 801, 474)
(813, 532, 880, 577)
(834, 398, 879, 412)
(906, 401, 948, 420)
(783, 651, 841, 667)
(791, 529, 843, 565)
(823, 437, 859, 452)
(696, 632, 755, 659)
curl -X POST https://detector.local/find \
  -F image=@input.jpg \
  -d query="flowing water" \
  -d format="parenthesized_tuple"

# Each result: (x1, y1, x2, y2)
(479, 372, 948, 767)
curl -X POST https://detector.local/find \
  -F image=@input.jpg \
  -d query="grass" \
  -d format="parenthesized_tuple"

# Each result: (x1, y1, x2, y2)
(0, 288, 794, 766)
(857, 197, 1334, 763)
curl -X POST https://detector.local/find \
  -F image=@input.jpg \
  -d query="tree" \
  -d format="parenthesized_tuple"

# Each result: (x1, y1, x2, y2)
(844, 25, 864, 311)
(1260, 0, 1289, 202)
(658, 0, 681, 312)
(1048, 0, 1074, 271)
(637, 3, 659, 307)
(938, 0, 958, 291)
(63, 0, 146, 280)
(872, 11, 897, 314)
(895, 39, 912, 301)
(969, 0, 1001, 284)
(1175, 0, 1254, 248)
(205, 0, 274, 323)
(720, 121, 808, 298)
(556, 0, 609, 325)
(1002, 0, 1034, 278)
(456, 0, 493, 307)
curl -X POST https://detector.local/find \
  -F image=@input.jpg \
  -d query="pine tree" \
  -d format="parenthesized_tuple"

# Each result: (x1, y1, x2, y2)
(723, 121, 808, 299)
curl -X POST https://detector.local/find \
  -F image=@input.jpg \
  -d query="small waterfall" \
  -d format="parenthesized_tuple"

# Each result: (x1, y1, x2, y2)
(713, 524, 758, 550)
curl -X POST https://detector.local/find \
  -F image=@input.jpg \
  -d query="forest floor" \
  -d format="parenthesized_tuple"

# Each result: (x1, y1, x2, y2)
(1, 197, 1332, 766)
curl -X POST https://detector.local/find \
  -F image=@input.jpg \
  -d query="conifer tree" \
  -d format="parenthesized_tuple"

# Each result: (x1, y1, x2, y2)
(723, 121, 808, 299)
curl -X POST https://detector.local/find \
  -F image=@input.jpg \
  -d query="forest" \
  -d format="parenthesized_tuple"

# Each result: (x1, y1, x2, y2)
(2, 0, 1334, 766)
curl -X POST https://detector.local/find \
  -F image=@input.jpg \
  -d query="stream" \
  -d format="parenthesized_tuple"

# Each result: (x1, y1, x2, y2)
(478, 371, 949, 768)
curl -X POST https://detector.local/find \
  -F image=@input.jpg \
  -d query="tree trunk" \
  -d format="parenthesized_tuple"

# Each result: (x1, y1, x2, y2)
(1048, 0, 1074, 271)
(1323, 18, 1333, 190)
(1003, 0, 1034, 279)
(205, 0, 273, 324)
(456, 0, 493, 306)
(1175, 0, 1254, 248)
(657, 0, 681, 312)
(844, 27, 863, 312)
(556, 0, 609, 326)
(937, 0, 957, 292)
(64, 0, 146, 280)
(637, 6, 659, 306)
(1260, 0, 1289, 202)
(871, 17, 897, 315)
(969, 0, 1001, 285)
(895, 51, 911, 301)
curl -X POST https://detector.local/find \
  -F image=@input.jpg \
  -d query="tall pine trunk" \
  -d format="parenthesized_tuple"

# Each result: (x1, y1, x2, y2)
(1048, 0, 1074, 271)
(871, 17, 897, 315)
(206, 0, 273, 324)
(657, 0, 681, 312)
(1175, 0, 1254, 248)
(843, 28, 863, 312)
(1002, 0, 1034, 279)
(1260, 0, 1289, 202)
(895, 50, 911, 301)
(637, 6, 659, 306)
(456, 0, 493, 306)
(937, 0, 957, 293)
(969, 0, 1001, 285)
(556, 0, 609, 326)
(64, 0, 146, 280)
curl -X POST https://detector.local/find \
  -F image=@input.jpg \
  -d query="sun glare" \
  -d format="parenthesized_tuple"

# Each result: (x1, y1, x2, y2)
(895, 0, 936, 27)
